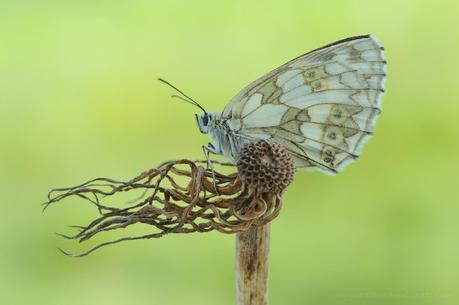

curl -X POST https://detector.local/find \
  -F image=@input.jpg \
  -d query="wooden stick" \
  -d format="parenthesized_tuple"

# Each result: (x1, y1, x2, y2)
(235, 223, 271, 305)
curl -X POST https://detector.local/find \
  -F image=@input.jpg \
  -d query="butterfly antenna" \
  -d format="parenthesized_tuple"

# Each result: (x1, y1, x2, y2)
(158, 78, 207, 113)
(170, 94, 203, 109)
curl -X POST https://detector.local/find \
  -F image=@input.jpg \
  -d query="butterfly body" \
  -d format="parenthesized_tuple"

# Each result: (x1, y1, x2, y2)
(197, 112, 246, 163)
(196, 34, 386, 174)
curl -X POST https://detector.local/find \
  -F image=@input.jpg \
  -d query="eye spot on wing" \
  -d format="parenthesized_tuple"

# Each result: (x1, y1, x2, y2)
(304, 66, 327, 82)
(329, 105, 349, 124)
(311, 80, 327, 91)
(323, 126, 344, 145)
(306, 70, 316, 78)
(321, 146, 337, 166)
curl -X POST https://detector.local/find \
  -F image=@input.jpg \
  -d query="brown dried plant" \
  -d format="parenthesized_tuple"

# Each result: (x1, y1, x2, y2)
(43, 140, 295, 257)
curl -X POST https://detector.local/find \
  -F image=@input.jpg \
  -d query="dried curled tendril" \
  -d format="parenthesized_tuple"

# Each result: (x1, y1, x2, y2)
(43, 140, 295, 257)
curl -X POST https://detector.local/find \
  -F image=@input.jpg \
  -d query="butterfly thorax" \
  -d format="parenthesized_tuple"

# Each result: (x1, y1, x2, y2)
(197, 112, 247, 163)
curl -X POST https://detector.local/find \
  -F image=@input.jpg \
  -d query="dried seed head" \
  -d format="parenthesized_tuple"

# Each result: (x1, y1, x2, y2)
(236, 140, 295, 193)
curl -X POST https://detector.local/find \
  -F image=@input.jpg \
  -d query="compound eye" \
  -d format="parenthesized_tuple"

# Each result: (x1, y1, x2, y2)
(202, 113, 209, 126)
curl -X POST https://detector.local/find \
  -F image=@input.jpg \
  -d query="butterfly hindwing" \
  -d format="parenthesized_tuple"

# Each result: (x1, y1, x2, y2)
(223, 34, 386, 174)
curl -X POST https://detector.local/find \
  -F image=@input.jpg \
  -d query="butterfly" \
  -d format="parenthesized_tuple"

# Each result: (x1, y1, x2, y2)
(160, 34, 386, 175)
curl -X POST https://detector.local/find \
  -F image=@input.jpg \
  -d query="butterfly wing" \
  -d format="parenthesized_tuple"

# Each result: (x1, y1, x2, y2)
(222, 34, 386, 174)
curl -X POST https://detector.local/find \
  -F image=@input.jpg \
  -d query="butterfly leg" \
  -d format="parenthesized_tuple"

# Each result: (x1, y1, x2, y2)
(202, 144, 220, 195)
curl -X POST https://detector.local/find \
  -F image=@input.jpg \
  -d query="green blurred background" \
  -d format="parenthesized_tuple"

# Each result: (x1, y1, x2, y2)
(1, 0, 459, 304)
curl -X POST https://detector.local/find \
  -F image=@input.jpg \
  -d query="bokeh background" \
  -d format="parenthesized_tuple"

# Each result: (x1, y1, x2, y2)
(1, 0, 459, 304)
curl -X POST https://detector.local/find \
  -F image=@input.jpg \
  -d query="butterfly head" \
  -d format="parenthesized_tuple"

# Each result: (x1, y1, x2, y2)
(195, 112, 214, 134)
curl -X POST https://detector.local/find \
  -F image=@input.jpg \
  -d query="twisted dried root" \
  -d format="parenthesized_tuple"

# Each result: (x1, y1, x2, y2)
(44, 158, 284, 257)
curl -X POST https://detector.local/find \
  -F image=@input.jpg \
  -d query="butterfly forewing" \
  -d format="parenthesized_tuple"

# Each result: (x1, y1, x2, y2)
(223, 35, 386, 174)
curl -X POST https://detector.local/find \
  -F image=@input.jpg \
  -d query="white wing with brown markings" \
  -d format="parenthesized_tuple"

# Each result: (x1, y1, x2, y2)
(222, 34, 386, 174)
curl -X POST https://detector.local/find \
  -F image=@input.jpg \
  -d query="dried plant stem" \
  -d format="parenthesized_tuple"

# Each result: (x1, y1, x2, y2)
(44, 159, 284, 257)
(235, 223, 271, 305)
